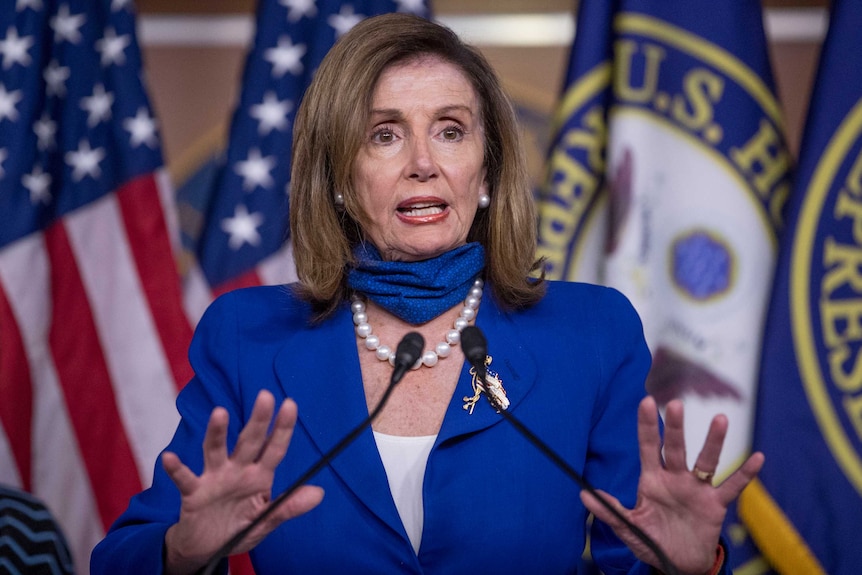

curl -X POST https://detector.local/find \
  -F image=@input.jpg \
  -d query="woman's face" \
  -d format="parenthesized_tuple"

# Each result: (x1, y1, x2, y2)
(352, 55, 487, 262)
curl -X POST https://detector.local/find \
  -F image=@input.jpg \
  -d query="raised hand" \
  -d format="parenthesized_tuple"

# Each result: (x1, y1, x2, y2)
(161, 390, 324, 575)
(581, 396, 764, 575)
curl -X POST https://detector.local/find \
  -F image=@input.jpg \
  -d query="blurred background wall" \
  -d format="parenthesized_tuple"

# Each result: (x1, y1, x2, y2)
(136, 0, 828, 189)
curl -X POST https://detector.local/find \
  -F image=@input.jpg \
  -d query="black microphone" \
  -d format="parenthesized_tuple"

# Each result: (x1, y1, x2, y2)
(461, 323, 487, 381)
(198, 332, 425, 575)
(390, 331, 425, 385)
(459, 326, 680, 575)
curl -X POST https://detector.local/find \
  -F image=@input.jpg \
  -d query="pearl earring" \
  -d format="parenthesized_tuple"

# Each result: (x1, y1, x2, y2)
(478, 193, 490, 209)
(334, 192, 345, 206)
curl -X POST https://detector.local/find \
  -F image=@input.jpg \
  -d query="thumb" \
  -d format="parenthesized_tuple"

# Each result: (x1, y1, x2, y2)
(580, 488, 628, 530)
(265, 485, 325, 527)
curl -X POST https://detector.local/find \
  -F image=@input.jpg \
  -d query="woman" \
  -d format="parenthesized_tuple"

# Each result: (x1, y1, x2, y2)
(92, 13, 762, 575)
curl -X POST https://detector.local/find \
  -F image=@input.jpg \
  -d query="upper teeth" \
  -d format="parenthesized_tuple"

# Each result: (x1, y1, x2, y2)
(402, 204, 443, 216)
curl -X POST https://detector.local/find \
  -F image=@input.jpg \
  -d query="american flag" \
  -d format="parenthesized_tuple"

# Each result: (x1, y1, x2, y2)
(180, 0, 432, 323)
(0, 1, 192, 573)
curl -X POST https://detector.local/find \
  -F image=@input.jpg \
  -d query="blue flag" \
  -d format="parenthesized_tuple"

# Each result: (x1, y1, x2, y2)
(179, 0, 431, 321)
(537, 1, 790, 570)
(739, 1, 862, 573)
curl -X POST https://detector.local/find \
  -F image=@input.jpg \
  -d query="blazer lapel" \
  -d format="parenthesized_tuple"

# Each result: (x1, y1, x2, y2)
(437, 293, 539, 444)
(272, 305, 406, 539)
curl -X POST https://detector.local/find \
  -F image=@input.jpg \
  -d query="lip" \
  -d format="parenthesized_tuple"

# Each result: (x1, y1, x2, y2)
(396, 196, 449, 223)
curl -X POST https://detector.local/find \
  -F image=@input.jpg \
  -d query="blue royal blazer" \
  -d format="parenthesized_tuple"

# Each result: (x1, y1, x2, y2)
(92, 280, 689, 575)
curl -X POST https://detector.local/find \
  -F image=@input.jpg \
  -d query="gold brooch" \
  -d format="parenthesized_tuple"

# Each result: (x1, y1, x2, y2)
(463, 355, 509, 414)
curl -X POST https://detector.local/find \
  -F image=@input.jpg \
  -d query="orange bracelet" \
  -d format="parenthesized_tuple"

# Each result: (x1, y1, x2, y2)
(707, 542, 726, 575)
(650, 542, 726, 575)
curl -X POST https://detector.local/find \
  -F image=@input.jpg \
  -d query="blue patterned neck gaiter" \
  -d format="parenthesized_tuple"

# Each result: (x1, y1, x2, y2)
(347, 242, 486, 325)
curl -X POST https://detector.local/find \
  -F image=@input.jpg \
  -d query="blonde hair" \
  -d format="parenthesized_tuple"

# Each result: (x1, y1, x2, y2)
(290, 13, 544, 319)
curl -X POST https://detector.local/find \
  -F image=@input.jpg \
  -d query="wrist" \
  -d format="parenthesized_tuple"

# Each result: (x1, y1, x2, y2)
(164, 524, 208, 575)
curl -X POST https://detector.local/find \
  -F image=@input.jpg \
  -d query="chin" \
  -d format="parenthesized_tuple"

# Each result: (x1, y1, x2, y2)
(386, 247, 451, 262)
(376, 232, 468, 262)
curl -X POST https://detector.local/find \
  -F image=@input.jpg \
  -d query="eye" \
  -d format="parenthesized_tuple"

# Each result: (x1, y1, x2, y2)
(371, 126, 397, 144)
(441, 125, 464, 141)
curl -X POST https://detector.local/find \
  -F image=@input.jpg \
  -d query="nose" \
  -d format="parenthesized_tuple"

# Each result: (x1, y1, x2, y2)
(406, 137, 437, 182)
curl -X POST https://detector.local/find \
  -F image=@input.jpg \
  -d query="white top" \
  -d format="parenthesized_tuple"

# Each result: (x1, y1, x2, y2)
(373, 431, 437, 554)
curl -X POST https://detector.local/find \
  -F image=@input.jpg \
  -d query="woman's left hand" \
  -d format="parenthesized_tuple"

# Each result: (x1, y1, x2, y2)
(580, 395, 764, 575)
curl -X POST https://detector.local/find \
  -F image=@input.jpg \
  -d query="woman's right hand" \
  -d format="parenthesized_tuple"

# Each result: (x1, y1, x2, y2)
(161, 390, 324, 575)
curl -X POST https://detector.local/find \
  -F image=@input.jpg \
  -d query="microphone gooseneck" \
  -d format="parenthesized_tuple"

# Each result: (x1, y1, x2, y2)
(459, 326, 680, 575)
(198, 332, 425, 575)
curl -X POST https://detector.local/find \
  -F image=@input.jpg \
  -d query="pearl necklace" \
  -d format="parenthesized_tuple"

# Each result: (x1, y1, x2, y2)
(352, 278, 484, 370)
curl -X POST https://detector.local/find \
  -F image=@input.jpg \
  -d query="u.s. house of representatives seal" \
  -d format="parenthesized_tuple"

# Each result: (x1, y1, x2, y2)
(537, 12, 790, 477)
(792, 100, 862, 496)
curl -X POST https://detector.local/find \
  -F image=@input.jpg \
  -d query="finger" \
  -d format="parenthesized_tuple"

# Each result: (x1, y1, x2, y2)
(267, 485, 325, 526)
(202, 407, 230, 470)
(580, 488, 628, 531)
(162, 451, 199, 496)
(257, 398, 299, 469)
(716, 451, 765, 506)
(637, 396, 664, 473)
(238, 485, 324, 551)
(691, 413, 728, 478)
(662, 399, 687, 472)
(233, 390, 277, 464)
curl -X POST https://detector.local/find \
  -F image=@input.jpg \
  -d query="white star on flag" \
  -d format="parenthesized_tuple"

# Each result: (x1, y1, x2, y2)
(0, 84, 22, 122)
(328, 5, 365, 37)
(44, 60, 71, 98)
(234, 148, 276, 191)
(51, 4, 86, 45)
(65, 139, 106, 181)
(221, 204, 264, 249)
(16, 0, 43, 11)
(280, 0, 318, 22)
(395, 0, 426, 13)
(33, 113, 57, 150)
(80, 84, 114, 127)
(250, 91, 292, 135)
(264, 36, 307, 77)
(123, 107, 159, 148)
(22, 165, 52, 205)
(0, 27, 34, 70)
(96, 27, 131, 67)
(111, 0, 133, 11)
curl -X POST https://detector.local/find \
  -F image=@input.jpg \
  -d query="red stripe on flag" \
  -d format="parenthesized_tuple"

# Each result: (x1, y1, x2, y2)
(45, 223, 143, 529)
(213, 268, 263, 298)
(116, 174, 194, 390)
(0, 277, 33, 491)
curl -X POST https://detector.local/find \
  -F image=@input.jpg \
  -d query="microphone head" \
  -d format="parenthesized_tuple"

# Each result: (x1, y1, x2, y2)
(392, 331, 425, 373)
(460, 325, 487, 366)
